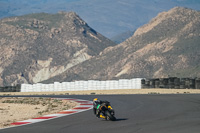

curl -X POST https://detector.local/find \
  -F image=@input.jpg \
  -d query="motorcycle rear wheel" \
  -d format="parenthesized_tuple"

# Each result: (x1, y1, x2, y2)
(105, 111, 116, 121)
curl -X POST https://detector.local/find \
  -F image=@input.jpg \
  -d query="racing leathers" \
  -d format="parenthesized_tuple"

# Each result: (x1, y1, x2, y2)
(93, 100, 103, 118)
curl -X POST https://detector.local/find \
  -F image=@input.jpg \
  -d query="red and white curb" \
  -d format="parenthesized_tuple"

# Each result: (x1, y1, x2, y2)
(10, 98, 93, 127)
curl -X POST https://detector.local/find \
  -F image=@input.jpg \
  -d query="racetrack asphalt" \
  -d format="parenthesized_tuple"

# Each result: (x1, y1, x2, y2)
(1, 94, 200, 133)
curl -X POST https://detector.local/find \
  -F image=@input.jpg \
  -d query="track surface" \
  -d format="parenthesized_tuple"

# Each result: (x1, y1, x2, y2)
(1, 94, 200, 133)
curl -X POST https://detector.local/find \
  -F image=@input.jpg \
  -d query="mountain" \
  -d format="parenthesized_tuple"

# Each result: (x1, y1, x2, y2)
(0, 0, 200, 38)
(42, 7, 200, 83)
(0, 12, 116, 86)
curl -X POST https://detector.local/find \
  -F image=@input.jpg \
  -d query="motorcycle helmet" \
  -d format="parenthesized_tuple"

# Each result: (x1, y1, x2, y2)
(93, 98, 98, 102)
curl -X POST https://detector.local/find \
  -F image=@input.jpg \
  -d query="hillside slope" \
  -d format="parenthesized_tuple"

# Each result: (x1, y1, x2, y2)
(0, 12, 115, 86)
(43, 7, 200, 83)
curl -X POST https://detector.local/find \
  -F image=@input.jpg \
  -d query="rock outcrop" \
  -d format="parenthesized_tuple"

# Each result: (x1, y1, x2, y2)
(0, 12, 116, 86)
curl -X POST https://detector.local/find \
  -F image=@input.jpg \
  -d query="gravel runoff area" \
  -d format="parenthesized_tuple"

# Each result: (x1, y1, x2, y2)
(0, 97, 77, 129)
(1, 88, 200, 129)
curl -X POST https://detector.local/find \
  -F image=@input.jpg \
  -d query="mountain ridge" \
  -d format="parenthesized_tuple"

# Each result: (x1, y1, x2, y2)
(42, 7, 200, 83)
(0, 7, 200, 86)
(0, 11, 115, 86)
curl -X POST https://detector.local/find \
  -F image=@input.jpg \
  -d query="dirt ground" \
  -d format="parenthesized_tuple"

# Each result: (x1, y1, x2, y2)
(0, 97, 77, 129)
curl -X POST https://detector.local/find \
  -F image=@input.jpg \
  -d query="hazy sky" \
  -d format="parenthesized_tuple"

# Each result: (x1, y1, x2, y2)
(0, 0, 200, 37)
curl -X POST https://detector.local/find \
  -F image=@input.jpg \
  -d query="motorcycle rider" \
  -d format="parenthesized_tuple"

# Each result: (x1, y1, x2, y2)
(93, 98, 103, 118)
(93, 98, 116, 120)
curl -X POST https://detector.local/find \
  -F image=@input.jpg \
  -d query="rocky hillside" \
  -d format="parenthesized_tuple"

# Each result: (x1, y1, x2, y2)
(0, 12, 116, 86)
(43, 7, 200, 83)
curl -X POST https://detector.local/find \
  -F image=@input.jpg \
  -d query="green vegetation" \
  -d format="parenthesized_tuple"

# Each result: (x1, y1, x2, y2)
(172, 36, 200, 55)
(5, 12, 64, 31)
(23, 13, 63, 21)
(5, 20, 27, 27)
(23, 13, 64, 28)
(169, 66, 200, 78)
(148, 92, 160, 94)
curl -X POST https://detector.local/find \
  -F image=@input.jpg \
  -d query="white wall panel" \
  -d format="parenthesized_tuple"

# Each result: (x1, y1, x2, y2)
(21, 78, 143, 92)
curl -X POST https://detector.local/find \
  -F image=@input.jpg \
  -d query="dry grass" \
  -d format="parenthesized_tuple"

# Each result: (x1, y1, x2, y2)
(0, 97, 77, 129)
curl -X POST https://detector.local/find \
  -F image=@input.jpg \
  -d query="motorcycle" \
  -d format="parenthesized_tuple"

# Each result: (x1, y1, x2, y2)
(99, 101, 116, 121)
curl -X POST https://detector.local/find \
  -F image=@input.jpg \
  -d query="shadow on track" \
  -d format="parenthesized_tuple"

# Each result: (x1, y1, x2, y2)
(115, 118, 128, 121)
